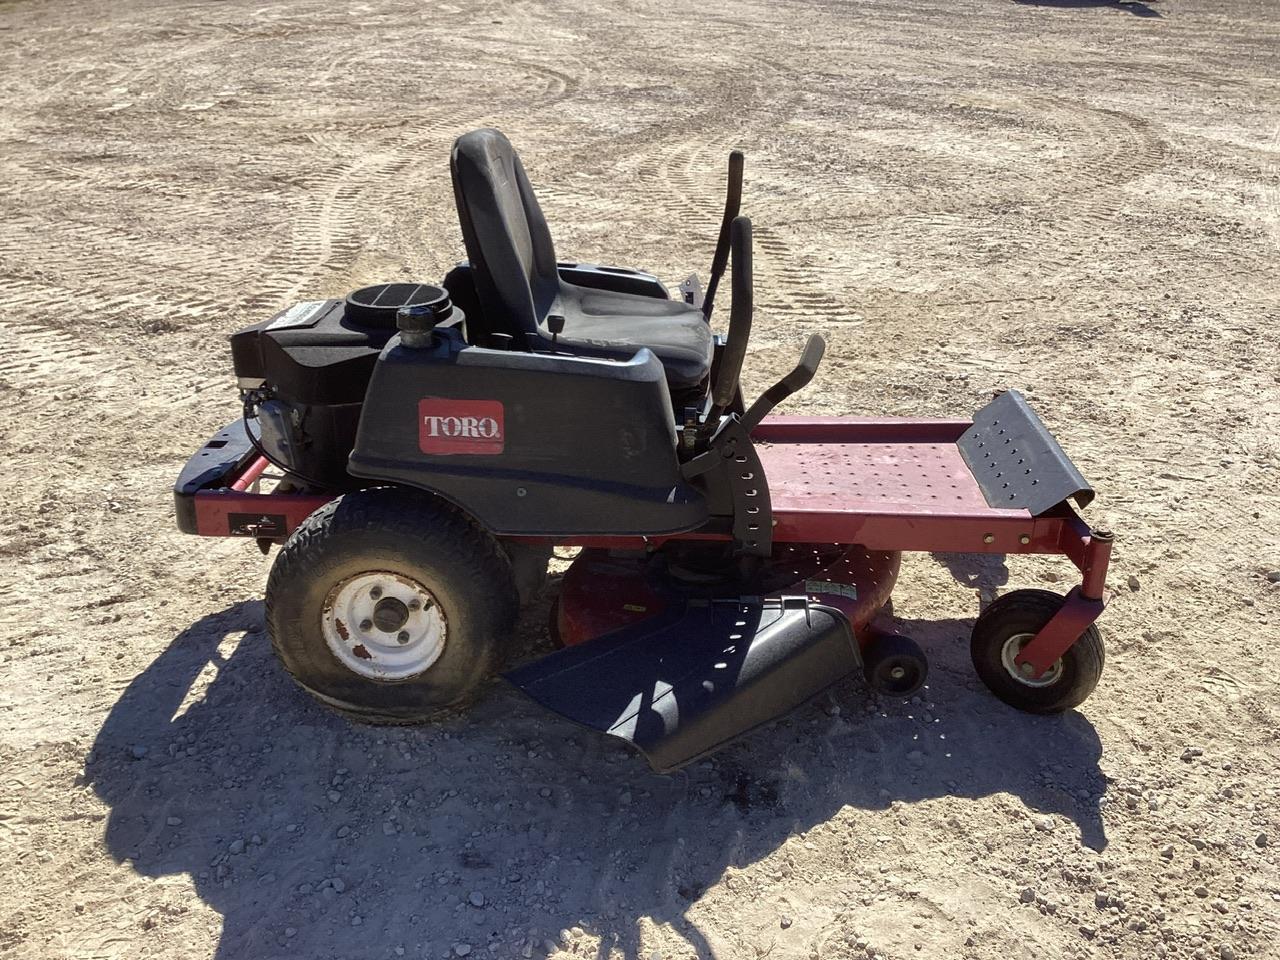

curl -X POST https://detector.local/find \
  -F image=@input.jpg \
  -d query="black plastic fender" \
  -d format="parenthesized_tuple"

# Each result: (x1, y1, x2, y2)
(348, 335, 708, 537)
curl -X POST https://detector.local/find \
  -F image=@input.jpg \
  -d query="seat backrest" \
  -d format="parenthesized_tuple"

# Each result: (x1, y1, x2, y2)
(450, 129, 559, 340)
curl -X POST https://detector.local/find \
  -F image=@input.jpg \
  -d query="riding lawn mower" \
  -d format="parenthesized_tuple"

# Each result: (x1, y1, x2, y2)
(174, 129, 1113, 772)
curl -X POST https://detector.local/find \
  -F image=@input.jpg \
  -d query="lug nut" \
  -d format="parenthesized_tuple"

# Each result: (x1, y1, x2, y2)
(397, 631, 410, 645)
(407, 599, 421, 611)
(370, 586, 382, 599)
(360, 619, 373, 631)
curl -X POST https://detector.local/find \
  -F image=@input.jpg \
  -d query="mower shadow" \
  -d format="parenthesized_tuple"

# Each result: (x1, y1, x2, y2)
(931, 550, 1009, 603)
(86, 601, 1108, 960)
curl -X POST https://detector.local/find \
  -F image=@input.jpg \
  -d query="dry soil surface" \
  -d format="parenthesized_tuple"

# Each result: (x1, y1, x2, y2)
(1, 0, 1279, 958)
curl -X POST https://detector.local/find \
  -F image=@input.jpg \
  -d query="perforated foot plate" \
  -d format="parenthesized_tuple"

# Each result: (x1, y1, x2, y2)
(957, 391, 1094, 516)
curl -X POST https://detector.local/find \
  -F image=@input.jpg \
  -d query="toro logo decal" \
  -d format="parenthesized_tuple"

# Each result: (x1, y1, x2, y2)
(418, 398, 505, 455)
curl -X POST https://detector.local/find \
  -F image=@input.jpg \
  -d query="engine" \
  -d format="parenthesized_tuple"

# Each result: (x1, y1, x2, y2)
(230, 283, 463, 488)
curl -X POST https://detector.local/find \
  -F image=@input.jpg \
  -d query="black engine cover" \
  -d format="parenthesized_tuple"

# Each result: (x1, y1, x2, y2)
(230, 299, 395, 405)
(229, 287, 466, 487)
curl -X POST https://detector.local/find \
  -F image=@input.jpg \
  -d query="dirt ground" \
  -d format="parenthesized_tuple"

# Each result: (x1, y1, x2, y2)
(2, 0, 1278, 957)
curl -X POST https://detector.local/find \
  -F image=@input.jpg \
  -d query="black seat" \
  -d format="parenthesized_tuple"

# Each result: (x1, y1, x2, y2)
(450, 129, 714, 393)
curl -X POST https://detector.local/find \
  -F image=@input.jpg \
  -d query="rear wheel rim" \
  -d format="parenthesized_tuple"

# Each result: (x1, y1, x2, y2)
(1000, 632, 1063, 688)
(321, 571, 447, 681)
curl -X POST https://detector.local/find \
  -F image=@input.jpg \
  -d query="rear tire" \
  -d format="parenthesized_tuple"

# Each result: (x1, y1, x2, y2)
(266, 488, 519, 723)
(970, 589, 1104, 714)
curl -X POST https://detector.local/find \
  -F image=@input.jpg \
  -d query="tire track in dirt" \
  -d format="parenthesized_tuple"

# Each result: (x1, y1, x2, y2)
(0, 319, 110, 392)
(767, 93, 1167, 235)
(748, 222, 869, 357)
(0, 276, 218, 415)
(0, 268, 135, 388)
(248, 118, 475, 311)
(0, 215, 243, 326)
(511, 59, 588, 104)
(732, 93, 1175, 323)
(638, 138, 732, 225)
(244, 37, 594, 312)
(1017, 97, 1168, 280)
(992, 97, 1165, 221)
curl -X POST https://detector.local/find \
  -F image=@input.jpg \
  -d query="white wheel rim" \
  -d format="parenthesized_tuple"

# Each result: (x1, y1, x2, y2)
(1000, 632, 1063, 688)
(320, 571, 446, 681)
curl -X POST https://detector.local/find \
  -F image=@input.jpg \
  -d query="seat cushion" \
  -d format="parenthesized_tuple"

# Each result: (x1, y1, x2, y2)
(552, 282, 714, 391)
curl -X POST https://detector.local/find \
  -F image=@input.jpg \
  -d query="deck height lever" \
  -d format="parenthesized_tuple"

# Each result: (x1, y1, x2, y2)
(741, 335, 826, 433)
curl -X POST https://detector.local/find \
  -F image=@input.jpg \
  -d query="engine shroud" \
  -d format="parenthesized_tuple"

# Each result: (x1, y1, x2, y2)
(229, 284, 462, 486)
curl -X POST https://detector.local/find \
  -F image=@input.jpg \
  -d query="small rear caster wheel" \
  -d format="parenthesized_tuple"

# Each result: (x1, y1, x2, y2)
(863, 632, 928, 698)
(266, 488, 519, 723)
(970, 589, 1104, 714)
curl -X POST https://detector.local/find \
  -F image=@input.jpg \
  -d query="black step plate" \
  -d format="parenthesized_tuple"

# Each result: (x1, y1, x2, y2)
(958, 390, 1094, 516)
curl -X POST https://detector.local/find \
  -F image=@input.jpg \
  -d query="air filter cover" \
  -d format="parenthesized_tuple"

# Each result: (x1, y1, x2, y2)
(345, 283, 453, 330)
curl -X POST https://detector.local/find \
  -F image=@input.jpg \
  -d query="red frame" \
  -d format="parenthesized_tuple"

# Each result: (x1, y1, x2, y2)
(191, 417, 1110, 675)
(192, 455, 331, 537)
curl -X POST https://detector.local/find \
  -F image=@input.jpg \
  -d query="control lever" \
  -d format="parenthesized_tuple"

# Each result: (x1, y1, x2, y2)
(705, 215, 753, 428)
(701, 150, 744, 322)
(740, 335, 826, 432)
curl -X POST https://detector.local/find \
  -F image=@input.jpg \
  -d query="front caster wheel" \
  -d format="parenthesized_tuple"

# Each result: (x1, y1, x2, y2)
(266, 488, 519, 723)
(970, 589, 1104, 714)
